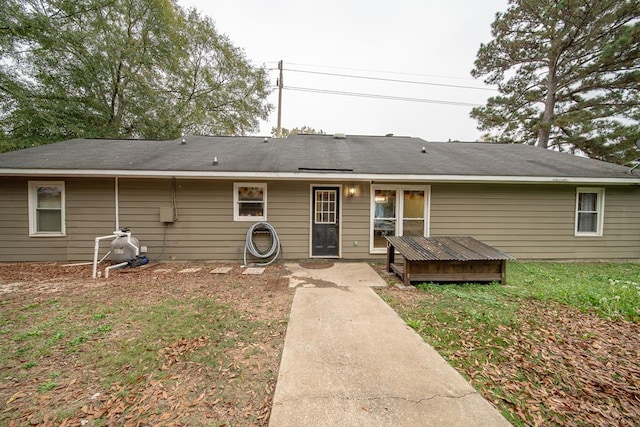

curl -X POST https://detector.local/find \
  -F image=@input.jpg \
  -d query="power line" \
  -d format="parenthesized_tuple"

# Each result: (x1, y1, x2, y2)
(284, 86, 482, 107)
(285, 61, 483, 83)
(285, 68, 497, 92)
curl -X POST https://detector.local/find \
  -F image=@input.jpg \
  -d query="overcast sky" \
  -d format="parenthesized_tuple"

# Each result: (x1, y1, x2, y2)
(178, 0, 508, 141)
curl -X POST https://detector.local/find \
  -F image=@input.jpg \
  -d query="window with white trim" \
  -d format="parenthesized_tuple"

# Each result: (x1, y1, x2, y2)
(575, 188, 604, 236)
(28, 181, 66, 236)
(315, 189, 337, 224)
(234, 183, 267, 221)
(370, 185, 430, 253)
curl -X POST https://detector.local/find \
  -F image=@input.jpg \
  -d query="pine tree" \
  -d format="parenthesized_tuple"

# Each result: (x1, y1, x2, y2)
(471, 0, 640, 163)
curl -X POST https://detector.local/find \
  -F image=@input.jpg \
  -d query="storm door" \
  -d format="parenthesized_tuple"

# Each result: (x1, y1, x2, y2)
(312, 187, 340, 257)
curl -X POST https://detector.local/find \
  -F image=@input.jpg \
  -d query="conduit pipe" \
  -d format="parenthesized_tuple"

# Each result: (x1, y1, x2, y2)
(105, 261, 129, 278)
(117, 230, 140, 259)
(115, 177, 120, 231)
(92, 234, 118, 279)
(92, 229, 140, 279)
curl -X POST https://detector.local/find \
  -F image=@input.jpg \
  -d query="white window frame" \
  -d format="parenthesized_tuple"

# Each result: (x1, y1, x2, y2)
(28, 181, 66, 237)
(233, 182, 267, 221)
(370, 184, 431, 254)
(574, 187, 605, 237)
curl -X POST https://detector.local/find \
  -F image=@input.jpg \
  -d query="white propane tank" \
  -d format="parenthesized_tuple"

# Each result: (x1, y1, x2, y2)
(109, 231, 140, 263)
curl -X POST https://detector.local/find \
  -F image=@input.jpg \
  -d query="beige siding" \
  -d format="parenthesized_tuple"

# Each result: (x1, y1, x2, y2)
(0, 177, 638, 262)
(117, 179, 313, 261)
(0, 178, 67, 261)
(430, 184, 640, 259)
(66, 178, 117, 260)
(342, 184, 372, 259)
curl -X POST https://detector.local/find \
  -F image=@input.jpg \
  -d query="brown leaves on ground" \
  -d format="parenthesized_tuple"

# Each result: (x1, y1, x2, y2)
(481, 301, 640, 426)
(0, 262, 294, 426)
(381, 286, 640, 427)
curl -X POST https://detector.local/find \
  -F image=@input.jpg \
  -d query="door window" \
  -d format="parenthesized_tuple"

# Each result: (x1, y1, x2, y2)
(315, 190, 337, 224)
(371, 185, 429, 252)
(373, 189, 396, 249)
(402, 190, 425, 236)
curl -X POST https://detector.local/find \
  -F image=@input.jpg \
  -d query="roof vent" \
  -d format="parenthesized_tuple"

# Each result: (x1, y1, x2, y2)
(264, 137, 268, 143)
(333, 133, 346, 139)
(386, 133, 394, 137)
(180, 138, 186, 145)
(212, 157, 218, 166)
(421, 146, 426, 153)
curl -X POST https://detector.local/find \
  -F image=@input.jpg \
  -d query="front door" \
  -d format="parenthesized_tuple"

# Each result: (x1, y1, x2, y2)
(312, 187, 340, 257)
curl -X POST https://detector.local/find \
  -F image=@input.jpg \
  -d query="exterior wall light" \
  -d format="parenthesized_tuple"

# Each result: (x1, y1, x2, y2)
(348, 185, 356, 198)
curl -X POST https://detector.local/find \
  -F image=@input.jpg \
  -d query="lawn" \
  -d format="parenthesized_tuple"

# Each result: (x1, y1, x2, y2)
(2, 261, 639, 426)
(0, 263, 294, 426)
(378, 261, 640, 426)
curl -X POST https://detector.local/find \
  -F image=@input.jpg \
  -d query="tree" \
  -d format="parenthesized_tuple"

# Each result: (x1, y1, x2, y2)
(270, 125, 326, 138)
(0, 0, 272, 152)
(471, 0, 640, 163)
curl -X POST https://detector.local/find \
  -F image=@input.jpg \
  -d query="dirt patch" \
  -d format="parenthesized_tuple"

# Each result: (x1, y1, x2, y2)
(266, 278, 289, 291)
(0, 261, 295, 426)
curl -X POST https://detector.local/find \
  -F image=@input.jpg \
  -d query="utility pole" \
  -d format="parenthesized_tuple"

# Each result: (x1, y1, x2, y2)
(276, 60, 283, 138)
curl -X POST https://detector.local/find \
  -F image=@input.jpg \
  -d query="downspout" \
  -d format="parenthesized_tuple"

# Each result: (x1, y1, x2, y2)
(115, 177, 120, 231)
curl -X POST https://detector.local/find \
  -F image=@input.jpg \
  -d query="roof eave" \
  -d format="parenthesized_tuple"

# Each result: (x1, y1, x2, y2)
(1, 168, 639, 185)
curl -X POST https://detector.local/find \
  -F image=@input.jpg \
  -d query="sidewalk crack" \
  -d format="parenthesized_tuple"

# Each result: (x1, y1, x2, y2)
(278, 391, 479, 405)
(365, 391, 478, 404)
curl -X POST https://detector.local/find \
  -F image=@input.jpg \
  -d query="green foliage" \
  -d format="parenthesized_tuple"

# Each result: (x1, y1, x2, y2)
(38, 380, 57, 392)
(508, 262, 640, 321)
(22, 361, 37, 370)
(0, 0, 272, 152)
(405, 317, 422, 330)
(471, 0, 640, 164)
(271, 126, 327, 138)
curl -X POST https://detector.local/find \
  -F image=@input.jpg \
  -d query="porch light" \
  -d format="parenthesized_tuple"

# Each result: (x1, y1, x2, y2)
(348, 185, 356, 198)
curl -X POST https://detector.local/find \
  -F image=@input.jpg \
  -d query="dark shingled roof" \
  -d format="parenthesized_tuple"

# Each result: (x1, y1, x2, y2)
(0, 134, 638, 182)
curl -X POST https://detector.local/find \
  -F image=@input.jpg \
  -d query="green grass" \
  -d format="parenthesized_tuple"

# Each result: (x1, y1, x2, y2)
(381, 261, 640, 426)
(89, 297, 256, 387)
(508, 262, 640, 320)
(2, 295, 262, 388)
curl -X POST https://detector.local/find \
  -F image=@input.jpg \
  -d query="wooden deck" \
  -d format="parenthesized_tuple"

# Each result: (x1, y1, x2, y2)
(386, 236, 515, 285)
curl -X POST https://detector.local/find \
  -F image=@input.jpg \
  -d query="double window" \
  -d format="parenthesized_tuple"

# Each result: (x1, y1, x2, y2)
(370, 185, 430, 253)
(575, 188, 604, 236)
(28, 181, 66, 236)
(234, 183, 267, 221)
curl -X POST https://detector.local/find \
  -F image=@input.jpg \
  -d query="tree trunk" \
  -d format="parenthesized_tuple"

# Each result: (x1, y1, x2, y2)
(537, 64, 557, 149)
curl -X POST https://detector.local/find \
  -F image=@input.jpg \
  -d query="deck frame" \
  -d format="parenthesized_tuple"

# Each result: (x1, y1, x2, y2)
(386, 236, 515, 286)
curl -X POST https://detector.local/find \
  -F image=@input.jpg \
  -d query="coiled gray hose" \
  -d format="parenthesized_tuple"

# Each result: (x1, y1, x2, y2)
(243, 222, 281, 266)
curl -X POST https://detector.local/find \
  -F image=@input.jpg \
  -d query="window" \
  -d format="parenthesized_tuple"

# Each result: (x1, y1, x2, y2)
(28, 181, 66, 236)
(315, 189, 337, 224)
(575, 188, 604, 236)
(371, 185, 429, 252)
(234, 183, 267, 221)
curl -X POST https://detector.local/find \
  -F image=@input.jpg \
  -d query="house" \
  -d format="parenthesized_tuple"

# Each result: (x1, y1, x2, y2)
(0, 134, 639, 263)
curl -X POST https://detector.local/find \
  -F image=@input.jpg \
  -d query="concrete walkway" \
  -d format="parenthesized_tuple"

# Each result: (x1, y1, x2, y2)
(269, 263, 510, 426)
